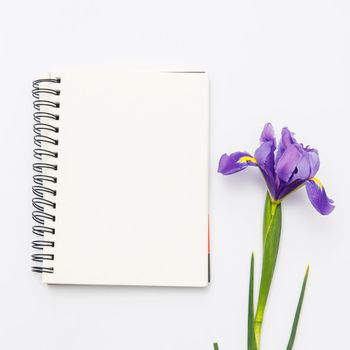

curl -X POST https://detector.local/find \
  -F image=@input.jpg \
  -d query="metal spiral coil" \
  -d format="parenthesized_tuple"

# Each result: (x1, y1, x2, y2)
(32, 77, 60, 273)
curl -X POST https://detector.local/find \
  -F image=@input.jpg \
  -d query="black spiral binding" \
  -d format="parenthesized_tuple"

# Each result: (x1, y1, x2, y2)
(32, 77, 61, 273)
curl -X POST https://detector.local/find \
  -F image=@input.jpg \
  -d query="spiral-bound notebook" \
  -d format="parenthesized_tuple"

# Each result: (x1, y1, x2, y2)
(32, 71, 209, 287)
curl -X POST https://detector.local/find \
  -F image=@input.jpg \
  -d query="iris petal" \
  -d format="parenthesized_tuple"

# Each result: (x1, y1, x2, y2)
(255, 123, 276, 169)
(276, 179, 304, 199)
(218, 152, 258, 175)
(255, 141, 276, 173)
(292, 148, 320, 181)
(275, 127, 297, 164)
(254, 128, 277, 198)
(275, 144, 303, 182)
(260, 123, 276, 144)
(255, 141, 275, 169)
(305, 178, 335, 215)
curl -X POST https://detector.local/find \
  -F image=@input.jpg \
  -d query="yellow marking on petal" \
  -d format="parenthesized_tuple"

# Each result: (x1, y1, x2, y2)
(238, 156, 258, 164)
(310, 177, 323, 189)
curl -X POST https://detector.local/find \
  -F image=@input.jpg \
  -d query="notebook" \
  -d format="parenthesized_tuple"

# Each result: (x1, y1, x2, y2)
(32, 71, 209, 287)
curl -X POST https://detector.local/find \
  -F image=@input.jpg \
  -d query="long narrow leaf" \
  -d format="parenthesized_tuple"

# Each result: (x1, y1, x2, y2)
(213, 342, 219, 350)
(255, 193, 282, 347)
(248, 253, 258, 350)
(262, 192, 272, 244)
(286, 265, 310, 350)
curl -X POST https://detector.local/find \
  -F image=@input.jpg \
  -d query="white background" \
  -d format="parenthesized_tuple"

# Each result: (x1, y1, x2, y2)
(0, 1, 349, 349)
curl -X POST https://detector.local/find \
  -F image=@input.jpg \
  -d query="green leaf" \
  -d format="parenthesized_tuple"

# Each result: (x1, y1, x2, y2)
(254, 192, 282, 347)
(213, 343, 219, 350)
(248, 253, 258, 350)
(286, 265, 310, 350)
(262, 191, 273, 244)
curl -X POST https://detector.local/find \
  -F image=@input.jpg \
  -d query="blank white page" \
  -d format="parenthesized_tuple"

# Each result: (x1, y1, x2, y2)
(42, 71, 208, 286)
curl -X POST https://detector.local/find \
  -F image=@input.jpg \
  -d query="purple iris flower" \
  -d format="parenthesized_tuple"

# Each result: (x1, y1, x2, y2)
(218, 123, 334, 215)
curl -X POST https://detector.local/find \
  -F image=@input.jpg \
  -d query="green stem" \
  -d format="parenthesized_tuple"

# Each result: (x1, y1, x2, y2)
(254, 193, 282, 349)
